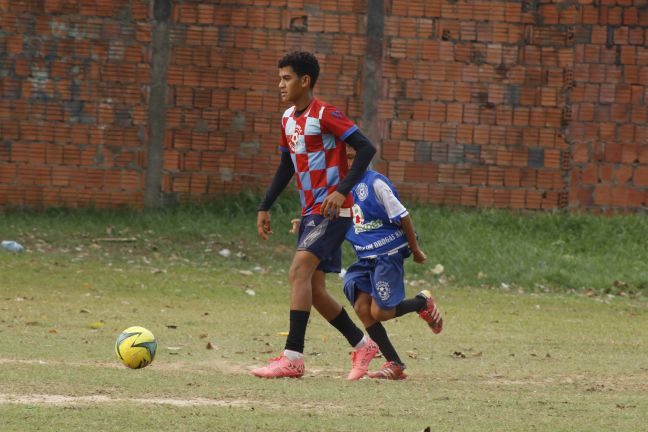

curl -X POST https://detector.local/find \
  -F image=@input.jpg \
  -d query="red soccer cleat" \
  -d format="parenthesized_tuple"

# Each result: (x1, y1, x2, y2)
(418, 290, 443, 334)
(347, 338, 379, 380)
(367, 361, 407, 380)
(251, 355, 305, 378)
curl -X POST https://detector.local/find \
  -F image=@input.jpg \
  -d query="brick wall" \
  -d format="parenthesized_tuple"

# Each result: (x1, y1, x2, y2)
(162, 0, 367, 204)
(0, 0, 151, 208)
(0, 0, 646, 211)
(568, 1, 648, 211)
(375, 0, 572, 210)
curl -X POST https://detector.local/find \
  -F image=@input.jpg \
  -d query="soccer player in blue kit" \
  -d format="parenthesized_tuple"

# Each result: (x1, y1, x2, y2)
(342, 147, 444, 380)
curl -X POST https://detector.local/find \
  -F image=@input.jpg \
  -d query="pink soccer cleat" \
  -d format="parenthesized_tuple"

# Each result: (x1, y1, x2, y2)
(368, 361, 407, 380)
(347, 338, 379, 380)
(251, 355, 305, 378)
(418, 290, 443, 334)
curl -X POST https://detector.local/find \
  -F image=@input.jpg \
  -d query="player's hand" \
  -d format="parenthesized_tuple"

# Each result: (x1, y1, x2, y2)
(257, 211, 272, 240)
(412, 248, 427, 264)
(320, 191, 346, 220)
(289, 218, 301, 234)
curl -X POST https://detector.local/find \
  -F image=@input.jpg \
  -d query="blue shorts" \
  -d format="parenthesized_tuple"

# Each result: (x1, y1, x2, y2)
(297, 214, 351, 274)
(343, 248, 410, 309)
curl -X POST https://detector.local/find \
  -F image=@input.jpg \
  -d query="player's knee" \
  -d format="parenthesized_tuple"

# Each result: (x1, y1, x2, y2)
(370, 307, 393, 322)
(354, 301, 371, 320)
(288, 261, 311, 284)
(353, 300, 366, 314)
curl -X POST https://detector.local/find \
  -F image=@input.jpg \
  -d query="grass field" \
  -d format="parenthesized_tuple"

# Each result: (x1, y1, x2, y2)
(1, 198, 647, 431)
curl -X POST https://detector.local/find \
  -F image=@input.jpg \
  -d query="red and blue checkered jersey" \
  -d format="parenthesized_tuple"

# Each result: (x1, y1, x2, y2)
(279, 98, 358, 216)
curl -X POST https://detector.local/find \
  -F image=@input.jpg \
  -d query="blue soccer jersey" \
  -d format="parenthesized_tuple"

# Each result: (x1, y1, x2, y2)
(346, 170, 409, 259)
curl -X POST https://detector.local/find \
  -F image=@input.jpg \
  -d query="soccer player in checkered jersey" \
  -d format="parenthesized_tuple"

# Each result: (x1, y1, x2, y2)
(342, 146, 444, 380)
(252, 51, 378, 379)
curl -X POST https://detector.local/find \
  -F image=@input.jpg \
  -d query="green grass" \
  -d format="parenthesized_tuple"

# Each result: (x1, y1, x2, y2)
(408, 205, 648, 294)
(3, 196, 648, 293)
(1, 197, 648, 431)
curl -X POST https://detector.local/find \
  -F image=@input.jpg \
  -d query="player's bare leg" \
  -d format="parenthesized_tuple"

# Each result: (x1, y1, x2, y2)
(251, 251, 318, 378)
(370, 301, 396, 322)
(353, 291, 377, 328)
(288, 250, 320, 310)
(354, 292, 408, 380)
(310, 271, 377, 380)
(311, 270, 342, 320)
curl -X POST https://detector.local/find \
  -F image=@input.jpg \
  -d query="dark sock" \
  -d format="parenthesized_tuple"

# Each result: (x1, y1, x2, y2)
(394, 295, 427, 317)
(328, 308, 364, 347)
(366, 322, 404, 366)
(284, 310, 310, 353)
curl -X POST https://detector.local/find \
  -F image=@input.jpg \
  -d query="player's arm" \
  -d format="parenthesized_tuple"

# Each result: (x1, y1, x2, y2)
(400, 215, 427, 264)
(374, 179, 427, 264)
(320, 130, 376, 218)
(257, 151, 295, 240)
(337, 130, 376, 195)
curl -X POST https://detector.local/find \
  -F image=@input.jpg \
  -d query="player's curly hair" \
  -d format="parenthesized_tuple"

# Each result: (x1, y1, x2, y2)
(277, 51, 320, 89)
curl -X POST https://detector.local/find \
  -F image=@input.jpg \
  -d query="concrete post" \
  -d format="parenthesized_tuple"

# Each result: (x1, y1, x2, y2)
(144, 0, 171, 208)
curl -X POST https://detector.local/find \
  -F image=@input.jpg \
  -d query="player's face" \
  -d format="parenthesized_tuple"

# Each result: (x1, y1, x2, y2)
(346, 145, 356, 162)
(278, 66, 308, 103)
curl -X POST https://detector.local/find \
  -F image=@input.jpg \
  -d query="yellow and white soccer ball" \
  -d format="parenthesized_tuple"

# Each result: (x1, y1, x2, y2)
(115, 326, 157, 369)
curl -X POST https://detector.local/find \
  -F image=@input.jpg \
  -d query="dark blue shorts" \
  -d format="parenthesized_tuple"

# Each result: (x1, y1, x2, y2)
(297, 214, 351, 274)
(343, 248, 410, 309)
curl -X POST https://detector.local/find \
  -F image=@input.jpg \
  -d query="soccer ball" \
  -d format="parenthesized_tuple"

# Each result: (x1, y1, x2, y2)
(115, 326, 157, 369)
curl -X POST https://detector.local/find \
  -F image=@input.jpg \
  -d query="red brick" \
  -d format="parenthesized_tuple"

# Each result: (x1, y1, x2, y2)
(615, 165, 633, 184)
(493, 189, 510, 208)
(504, 168, 520, 187)
(627, 188, 646, 207)
(470, 167, 487, 186)
(574, 187, 594, 208)
(510, 189, 525, 209)
(540, 149, 558, 169)
(438, 164, 454, 184)
(621, 145, 639, 164)
(581, 165, 597, 185)
(542, 192, 559, 209)
(634, 166, 648, 186)
(388, 162, 406, 182)
(459, 187, 477, 207)
(599, 163, 613, 183)
(487, 166, 504, 186)
(610, 186, 630, 207)
(477, 188, 494, 207)
(604, 143, 622, 163)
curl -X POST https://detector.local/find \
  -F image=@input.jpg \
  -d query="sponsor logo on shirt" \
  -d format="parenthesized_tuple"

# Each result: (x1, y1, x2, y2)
(353, 229, 404, 252)
(289, 123, 303, 152)
(352, 204, 383, 234)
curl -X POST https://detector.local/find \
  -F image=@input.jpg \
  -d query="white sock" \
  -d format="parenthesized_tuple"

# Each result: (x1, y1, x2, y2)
(354, 335, 368, 349)
(283, 349, 304, 360)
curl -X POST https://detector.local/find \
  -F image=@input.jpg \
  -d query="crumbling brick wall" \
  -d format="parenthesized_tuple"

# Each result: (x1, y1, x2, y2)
(0, 0, 152, 207)
(0, 0, 646, 212)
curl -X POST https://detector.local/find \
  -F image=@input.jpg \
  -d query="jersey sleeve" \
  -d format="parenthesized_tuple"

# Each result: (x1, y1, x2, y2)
(320, 106, 358, 141)
(373, 178, 408, 223)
